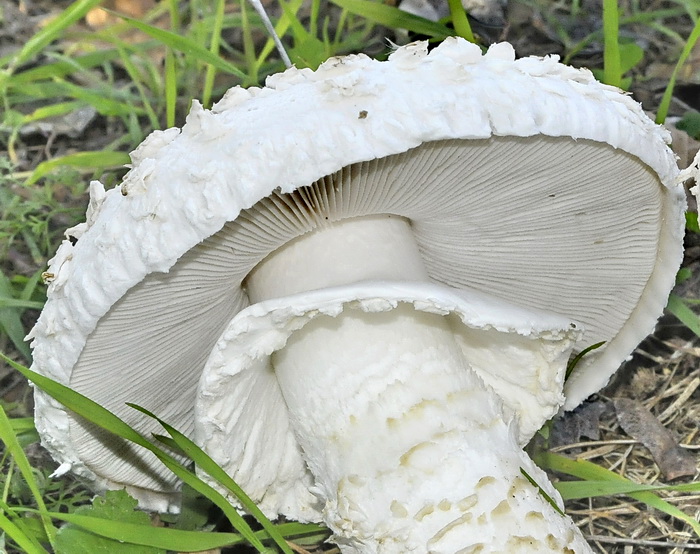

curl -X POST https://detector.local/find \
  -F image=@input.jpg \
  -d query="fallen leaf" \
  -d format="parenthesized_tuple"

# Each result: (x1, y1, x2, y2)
(549, 400, 607, 448)
(613, 398, 696, 481)
(20, 106, 97, 139)
(86, 0, 156, 29)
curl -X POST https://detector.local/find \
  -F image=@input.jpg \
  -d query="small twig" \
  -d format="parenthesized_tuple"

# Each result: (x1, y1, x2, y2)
(586, 534, 700, 549)
(551, 439, 637, 452)
(552, 438, 700, 451)
(659, 376, 700, 423)
(246, 0, 292, 68)
(286, 541, 313, 554)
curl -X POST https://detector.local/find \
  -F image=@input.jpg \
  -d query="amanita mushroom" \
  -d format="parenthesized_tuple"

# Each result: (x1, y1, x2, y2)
(29, 38, 685, 552)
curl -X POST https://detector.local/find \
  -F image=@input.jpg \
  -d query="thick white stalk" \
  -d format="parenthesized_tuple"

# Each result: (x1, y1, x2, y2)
(273, 305, 590, 552)
(247, 215, 592, 553)
(246, 215, 429, 302)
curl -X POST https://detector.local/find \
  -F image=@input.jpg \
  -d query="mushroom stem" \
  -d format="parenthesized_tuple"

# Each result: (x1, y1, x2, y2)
(271, 305, 591, 552)
(246, 216, 593, 553)
(246, 215, 429, 303)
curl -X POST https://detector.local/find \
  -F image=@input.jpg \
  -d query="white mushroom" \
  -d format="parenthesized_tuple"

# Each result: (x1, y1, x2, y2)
(28, 38, 685, 550)
(199, 278, 586, 551)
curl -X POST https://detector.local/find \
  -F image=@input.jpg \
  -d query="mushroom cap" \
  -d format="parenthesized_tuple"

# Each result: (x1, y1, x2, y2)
(29, 38, 685, 509)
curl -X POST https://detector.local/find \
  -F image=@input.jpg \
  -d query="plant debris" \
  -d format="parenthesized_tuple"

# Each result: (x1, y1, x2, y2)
(614, 397, 697, 481)
(550, 400, 608, 447)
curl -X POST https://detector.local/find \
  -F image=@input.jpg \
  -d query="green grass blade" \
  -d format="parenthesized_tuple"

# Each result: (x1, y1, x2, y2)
(656, 16, 700, 123)
(0, 510, 48, 554)
(13, 81, 144, 116)
(602, 0, 621, 86)
(2, 356, 268, 552)
(10, 417, 39, 446)
(21, 101, 86, 123)
(536, 452, 700, 536)
(166, 0, 181, 31)
(164, 49, 177, 128)
(5, 52, 110, 85)
(3, 356, 150, 447)
(128, 403, 294, 554)
(112, 42, 160, 130)
(141, 450, 268, 551)
(537, 450, 635, 486)
(9, 418, 36, 434)
(666, 293, 700, 338)
(519, 467, 564, 516)
(151, 434, 185, 455)
(275, 0, 330, 68)
(309, 0, 321, 37)
(52, 80, 143, 116)
(0, 406, 57, 549)
(109, 12, 246, 79)
(447, 0, 475, 42)
(328, 0, 454, 39)
(0, 299, 46, 310)
(202, 0, 227, 107)
(253, 0, 294, 68)
(30, 509, 323, 551)
(26, 151, 130, 185)
(5, 0, 103, 74)
(253, 0, 296, 72)
(7, 47, 154, 86)
(556, 479, 700, 499)
(277, 0, 312, 42)
(627, 491, 700, 536)
(565, 341, 605, 380)
(0, 270, 32, 360)
(43, 511, 244, 551)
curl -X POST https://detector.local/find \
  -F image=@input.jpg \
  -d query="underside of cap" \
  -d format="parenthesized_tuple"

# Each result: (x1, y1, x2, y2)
(28, 37, 685, 505)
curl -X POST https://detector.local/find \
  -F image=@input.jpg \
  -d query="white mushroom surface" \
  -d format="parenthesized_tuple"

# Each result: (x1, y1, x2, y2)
(199, 276, 588, 551)
(28, 37, 685, 549)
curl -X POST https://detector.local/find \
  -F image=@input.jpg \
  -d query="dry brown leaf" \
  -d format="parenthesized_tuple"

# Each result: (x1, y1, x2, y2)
(550, 400, 608, 448)
(613, 398, 697, 481)
(86, 0, 156, 29)
(73, 0, 167, 64)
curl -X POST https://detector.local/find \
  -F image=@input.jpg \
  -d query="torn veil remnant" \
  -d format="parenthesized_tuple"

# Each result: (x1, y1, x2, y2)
(29, 38, 685, 552)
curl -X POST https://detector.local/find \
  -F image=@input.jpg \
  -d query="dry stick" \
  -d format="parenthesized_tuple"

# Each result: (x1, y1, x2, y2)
(587, 535, 700, 549)
(551, 439, 638, 452)
(286, 541, 313, 554)
(246, 0, 293, 68)
(659, 376, 700, 423)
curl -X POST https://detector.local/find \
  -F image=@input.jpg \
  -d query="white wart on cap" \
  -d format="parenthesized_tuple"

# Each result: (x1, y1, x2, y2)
(29, 36, 684, 535)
